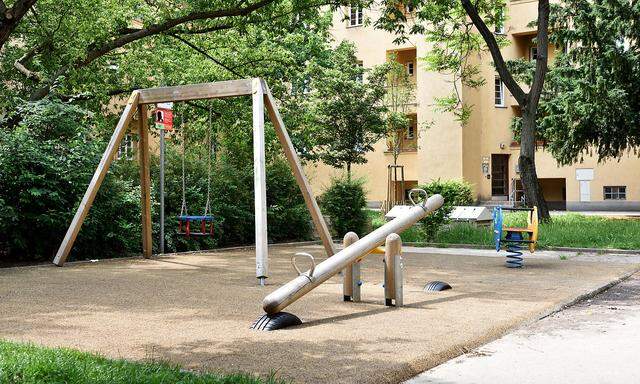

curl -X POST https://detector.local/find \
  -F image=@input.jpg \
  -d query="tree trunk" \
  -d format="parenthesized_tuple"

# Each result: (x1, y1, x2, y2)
(0, 0, 38, 51)
(519, 109, 550, 220)
(346, 162, 351, 180)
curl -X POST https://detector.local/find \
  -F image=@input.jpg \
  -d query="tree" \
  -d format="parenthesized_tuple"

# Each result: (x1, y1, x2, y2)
(0, 0, 343, 114)
(384, 55, 415, 165)
(309, 41, 389, 177)
(0, 0, 36, 50)
(376, 0, 552, 220)
(535, 0, 640, 165)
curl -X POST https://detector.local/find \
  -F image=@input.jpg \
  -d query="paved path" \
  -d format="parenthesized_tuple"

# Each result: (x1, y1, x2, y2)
(405, 272, 640, 384)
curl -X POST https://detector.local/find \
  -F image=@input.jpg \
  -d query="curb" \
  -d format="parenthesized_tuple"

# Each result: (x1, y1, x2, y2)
(403, 242, 640, 255)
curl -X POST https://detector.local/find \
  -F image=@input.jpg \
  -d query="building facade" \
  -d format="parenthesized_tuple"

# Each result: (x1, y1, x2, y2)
(306, 1, 640, 211)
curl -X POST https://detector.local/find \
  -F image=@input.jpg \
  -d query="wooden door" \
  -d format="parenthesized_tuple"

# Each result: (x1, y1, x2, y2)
(491, 154, 509, 197)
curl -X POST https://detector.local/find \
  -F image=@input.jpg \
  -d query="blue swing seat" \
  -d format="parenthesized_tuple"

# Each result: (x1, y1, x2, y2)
(177, 215, 215, 221)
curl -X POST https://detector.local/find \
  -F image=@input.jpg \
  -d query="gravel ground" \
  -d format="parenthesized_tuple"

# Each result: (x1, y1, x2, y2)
(1, 244, 637, 383)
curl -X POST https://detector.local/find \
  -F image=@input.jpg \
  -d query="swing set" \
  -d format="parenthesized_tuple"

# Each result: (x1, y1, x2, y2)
(52, 78, 336, 285)
(176, 108, 215, 237)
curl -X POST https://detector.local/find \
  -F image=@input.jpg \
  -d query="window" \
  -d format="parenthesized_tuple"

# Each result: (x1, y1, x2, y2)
(405, 123, 415, 140)
(494, 7, 505, 34)
(494, 76, 505, 107)
(604, 186, 626, 200)
(117, 134, 134, 160)
(530, 46, 538, 61)
(406, 62, 414, 76)
(356, 61, 364, 83)
(616, 37, 630, 52)
(349, 6, 363, 26)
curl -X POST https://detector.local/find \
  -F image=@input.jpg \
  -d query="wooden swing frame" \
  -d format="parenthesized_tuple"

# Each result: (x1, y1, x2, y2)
(52, 78, 336, 284)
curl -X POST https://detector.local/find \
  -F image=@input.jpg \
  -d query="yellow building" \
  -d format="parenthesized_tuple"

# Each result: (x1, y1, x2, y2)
(306, 1, 640, 211)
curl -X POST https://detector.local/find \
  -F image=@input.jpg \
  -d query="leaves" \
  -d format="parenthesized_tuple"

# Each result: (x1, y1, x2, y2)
(538, 0, 640, 165)
(307, 41, 390, 173)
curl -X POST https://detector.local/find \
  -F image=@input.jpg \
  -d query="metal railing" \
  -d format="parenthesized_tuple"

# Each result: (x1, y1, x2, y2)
(509, 178, 525, 207)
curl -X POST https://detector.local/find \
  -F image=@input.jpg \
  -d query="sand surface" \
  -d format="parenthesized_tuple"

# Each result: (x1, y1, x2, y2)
(0, 244, 637, 383)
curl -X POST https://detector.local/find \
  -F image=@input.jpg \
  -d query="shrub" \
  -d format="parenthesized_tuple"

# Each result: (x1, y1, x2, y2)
(321, 176, 368, 237)
(0, 99, 141, 262)
(417, 179, 474, 241)
(0, 99, 313, 263)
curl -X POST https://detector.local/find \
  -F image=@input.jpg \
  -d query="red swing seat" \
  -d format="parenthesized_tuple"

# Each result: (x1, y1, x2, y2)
(178, 215, 215, 237)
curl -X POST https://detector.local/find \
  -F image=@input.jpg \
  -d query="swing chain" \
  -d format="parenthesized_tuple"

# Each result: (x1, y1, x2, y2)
(180, 112, 188, 217)
(203, 106, 213, 218)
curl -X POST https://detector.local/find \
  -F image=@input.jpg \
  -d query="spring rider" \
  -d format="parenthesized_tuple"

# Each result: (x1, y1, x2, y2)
(493, 206, 539, 268)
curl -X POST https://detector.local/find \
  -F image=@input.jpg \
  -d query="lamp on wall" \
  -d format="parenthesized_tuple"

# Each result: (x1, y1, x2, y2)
(499, 142, 506, 149)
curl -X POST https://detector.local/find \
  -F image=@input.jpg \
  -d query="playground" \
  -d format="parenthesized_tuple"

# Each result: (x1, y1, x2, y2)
(1, 244, 637, 383)
(2, 78, 639, 383)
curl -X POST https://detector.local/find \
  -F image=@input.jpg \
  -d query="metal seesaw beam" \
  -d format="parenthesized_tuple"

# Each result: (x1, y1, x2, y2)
(262, 193, 444, 315)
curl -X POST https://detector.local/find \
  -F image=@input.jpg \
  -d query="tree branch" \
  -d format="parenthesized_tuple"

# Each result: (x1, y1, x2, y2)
(0, 0, 38, 50)
(527, 0, 549, 112)
(14, 49, 41, 80)
(167, 33, 244, 77)
(76, 0, 276, 68)
(460, 0, 527, 105)
(27, 0, 276, 100)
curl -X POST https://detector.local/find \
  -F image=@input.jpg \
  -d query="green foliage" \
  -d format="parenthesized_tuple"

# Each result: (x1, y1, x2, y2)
(0, 99, 141, 262)
(308, 41, 390, 175)
(0, 1, 345, 262)
(320, 176, 368, 237)
(417, 179, 474, 240)
(0, 98, 312, 262)
(537, 0, 640, 165)
(0, 339, 285, 384)
(0, 0, 343, 110)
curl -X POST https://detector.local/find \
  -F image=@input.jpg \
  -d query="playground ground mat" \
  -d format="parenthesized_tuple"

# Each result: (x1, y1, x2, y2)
(1, 244, 638, 383)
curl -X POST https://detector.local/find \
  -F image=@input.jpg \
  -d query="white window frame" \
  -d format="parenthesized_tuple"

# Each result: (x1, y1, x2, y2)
(530, 45, 538, 61)
(494, 76, 505, 107)
(406, 61, 414, 76)
(349, 6, 363, 27)
(117, 133, 134, 160)
(494, 7, 505, 35)
(356, 61, 364, 83)
(604, 186, 627, 200)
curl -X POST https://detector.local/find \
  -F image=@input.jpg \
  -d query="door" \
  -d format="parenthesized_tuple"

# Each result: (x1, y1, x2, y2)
(491, 154, 509, 197)
(579, 180, 591, 202)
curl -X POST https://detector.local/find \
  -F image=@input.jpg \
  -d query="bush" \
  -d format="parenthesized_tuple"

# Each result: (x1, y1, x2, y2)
(0, 99, 141, 262)
(320, 176, 368, 237)
(417, 179, 474, 241)
(0, 99, 313, 263)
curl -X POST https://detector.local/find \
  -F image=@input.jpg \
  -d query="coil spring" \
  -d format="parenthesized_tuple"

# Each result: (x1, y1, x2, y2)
(505, 231, 524, 268)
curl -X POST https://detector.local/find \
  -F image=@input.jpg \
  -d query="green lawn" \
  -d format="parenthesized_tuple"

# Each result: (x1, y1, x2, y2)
(369, 210, 640, 250)
(0, 340, 283, 384)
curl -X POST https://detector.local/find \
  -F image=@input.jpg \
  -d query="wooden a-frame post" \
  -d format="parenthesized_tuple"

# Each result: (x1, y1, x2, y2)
(138, 104, 153, 258)
(53, 91, 141, 266)
(52, 78, 335, 285)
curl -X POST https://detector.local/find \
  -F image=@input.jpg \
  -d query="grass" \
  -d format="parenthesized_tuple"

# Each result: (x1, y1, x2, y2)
(0, 340, 284, 384)
(368, 210, 640, 250)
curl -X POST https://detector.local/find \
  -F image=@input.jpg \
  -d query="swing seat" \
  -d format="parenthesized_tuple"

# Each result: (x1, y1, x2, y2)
(178, 215, 215, 237)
